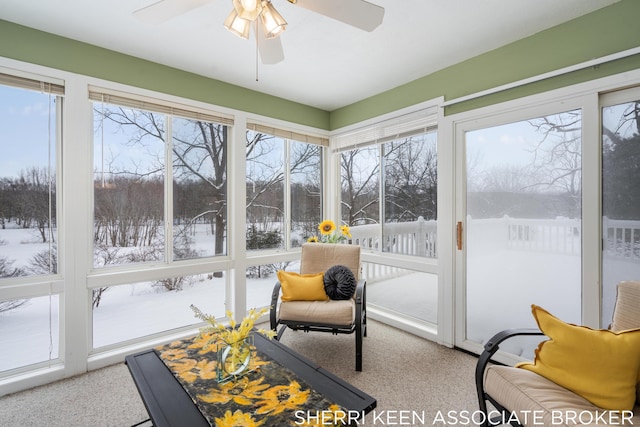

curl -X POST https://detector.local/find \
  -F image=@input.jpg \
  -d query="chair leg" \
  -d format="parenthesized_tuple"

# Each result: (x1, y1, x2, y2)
(355, 320, 363, 371)
(276, 325, 287, 341)
(363, 310, 367, 337)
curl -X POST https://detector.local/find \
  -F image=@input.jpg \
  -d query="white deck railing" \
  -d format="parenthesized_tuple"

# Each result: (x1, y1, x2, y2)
(503, 216, 640, 261)
(349, 216, 437, 282)
(350, 216, 437, 257)
(603, 216, 640, 260)
(503, 216, 581, 256)
(348, 216, 640, 267)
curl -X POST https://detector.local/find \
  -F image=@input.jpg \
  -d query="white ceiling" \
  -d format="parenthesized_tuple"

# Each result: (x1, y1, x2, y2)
(1, 0, 620, 111)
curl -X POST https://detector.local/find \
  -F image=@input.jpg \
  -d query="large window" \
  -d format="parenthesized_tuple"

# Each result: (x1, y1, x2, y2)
(90, 89, 231, 349)
(382, 134, 437, 256)
(0, 74, 63, 373)
(93, 105, 166, 267)
(93, 97, 229, 267)
(336, 109, 438, 325)
(340, 131, 438, 257)
(246, 125, 323, 251)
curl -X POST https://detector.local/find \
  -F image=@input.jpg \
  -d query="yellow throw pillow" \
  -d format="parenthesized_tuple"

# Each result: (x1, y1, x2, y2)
(277, 271, 328, 302)
(517, 305, 640, 411)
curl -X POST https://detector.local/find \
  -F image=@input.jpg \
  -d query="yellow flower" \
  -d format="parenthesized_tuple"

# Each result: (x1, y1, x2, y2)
(166, 358, 198, 382)
(198, 376, 270, 406)
(191, 306, 276, 351)
(255, 380, 310, 415)
(340, 225, 352, 238)
(313, 219, 351, 243)
(189, 331, 218, 355)
(318, 220, 336, 235)
(158, 347, 188, 361)
(214, 409, 265, 427)
(178, 358, 218, 383)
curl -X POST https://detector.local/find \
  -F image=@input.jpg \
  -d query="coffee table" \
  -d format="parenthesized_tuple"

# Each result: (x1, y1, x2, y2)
(125, 331, 376, 427)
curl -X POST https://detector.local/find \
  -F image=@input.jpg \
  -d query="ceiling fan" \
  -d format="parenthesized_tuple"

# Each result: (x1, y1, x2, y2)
(133, 0, 385, 64)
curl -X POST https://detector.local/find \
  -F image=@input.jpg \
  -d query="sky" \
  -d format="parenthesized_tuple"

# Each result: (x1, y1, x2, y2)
(465, 110, 582, 175)
(0, 85, 56, 179)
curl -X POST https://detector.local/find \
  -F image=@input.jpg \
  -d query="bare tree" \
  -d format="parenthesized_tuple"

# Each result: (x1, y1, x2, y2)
(0, 299, 28, 313)
(525, 110, 582, 216)
(602, 101, 640, 220)
(28, 245, 57, 275)
(0, 255, 24, 278)
(246, 132, 285, 229)
(604, 101, 640, 142)
(478, 164, 534, 193)
(172, 120, 228, 257)
(245, 133, 322, 246)
(4, 168, 56, 242)
(383, 137, 437, 221)
(96, 106, 228, 259)
(341, 148, 380, 226)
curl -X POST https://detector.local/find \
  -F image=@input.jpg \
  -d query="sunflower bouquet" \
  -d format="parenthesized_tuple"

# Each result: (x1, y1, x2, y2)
(307, 219, 352, 244)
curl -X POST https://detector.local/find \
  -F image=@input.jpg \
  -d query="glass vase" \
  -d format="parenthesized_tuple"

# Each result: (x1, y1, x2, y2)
(216, 335, 254, 383)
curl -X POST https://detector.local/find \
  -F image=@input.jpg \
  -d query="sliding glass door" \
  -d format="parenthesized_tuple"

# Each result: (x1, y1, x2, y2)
(601, 88, 640, 326)
(459, 109, 583, 359)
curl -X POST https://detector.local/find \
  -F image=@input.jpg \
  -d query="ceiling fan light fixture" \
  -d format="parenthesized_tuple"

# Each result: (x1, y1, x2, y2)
(232, 0, 263, 21)
(260, 1, 287, 38)
(223, 9, 251, 39)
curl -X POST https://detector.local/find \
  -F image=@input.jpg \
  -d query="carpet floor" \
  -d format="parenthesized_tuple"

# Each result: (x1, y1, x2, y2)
(0, 320, 480, 426)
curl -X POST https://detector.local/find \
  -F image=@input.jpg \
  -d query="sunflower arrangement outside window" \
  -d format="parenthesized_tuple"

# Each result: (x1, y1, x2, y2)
(307, 219, 352, 244)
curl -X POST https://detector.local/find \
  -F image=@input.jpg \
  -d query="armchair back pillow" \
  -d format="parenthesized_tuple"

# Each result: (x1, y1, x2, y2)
(277, 271, 328, 302)
(323, 265, 357, 300)
(517, 304, 640, 411)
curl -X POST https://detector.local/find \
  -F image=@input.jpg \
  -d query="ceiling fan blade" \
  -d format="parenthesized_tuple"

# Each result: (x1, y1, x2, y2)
(257, 25, 285, 64)
(294, 0, 384, 32)
(133, 0, 213, 24)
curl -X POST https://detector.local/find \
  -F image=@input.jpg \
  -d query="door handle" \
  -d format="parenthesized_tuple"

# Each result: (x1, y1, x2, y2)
(457, 221, 463, 250)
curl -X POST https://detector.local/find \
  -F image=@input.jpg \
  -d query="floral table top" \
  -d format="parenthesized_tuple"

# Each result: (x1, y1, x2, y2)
(156, 333, 343, 427)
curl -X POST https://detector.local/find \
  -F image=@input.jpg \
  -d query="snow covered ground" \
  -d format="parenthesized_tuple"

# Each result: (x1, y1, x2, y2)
(1, 223, 639, 372)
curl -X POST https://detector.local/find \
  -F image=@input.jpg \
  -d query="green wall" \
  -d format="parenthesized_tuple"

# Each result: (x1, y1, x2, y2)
(330, 0, 640, 129)
(1, 0, 640, 131)
(0, 19, 330, 130)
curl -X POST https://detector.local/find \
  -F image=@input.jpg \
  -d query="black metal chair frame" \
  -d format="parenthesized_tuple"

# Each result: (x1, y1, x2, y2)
(475, 328, 544, 427)
(270, 279, 367, 371)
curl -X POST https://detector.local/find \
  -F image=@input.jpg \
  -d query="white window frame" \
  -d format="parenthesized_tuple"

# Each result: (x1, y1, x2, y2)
(330, 98, 444, 340)
(0, 67, 64, 368)
(439, 67, 640, 357)
(244, 121, 328, 255)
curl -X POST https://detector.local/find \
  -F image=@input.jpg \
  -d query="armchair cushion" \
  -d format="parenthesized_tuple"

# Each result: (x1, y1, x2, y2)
(300, 243, 360, 280)
(323, 265, 357, 300)
(279, 298, 355, 327)
(517, 305, 640, 411)
(485, 365, 599, 426)
(277, 271, 328, 302)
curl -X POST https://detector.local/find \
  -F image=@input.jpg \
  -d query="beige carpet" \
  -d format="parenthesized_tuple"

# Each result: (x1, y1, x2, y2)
(279, 321, 480, 425)
(0, 320, 480, 426)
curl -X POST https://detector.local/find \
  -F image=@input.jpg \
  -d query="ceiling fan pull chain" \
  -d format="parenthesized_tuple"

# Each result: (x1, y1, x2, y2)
(255, 20, 259, 82)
